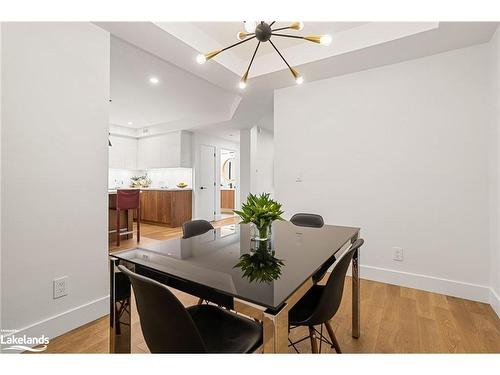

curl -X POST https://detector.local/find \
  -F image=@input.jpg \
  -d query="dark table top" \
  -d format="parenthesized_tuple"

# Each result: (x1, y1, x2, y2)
(111, 221, 359, 310)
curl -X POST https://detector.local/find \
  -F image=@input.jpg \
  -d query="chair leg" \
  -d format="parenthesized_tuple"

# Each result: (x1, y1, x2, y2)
(116, 209, 120, 247)
(115, 302, 121, 335)
(308, 326, 319, 354)
(197, 298, 204, 305)
(325, 321, 342, 353)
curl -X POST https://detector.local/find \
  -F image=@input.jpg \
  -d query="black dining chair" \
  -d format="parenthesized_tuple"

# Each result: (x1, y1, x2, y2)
(290, 213, 324, 228)
(118, 265, 263, 353)
(290, 213, 330, 283)
(182, 219, 214, 239)
(288, 238, 364, 354)
(182, 219, 215, 304)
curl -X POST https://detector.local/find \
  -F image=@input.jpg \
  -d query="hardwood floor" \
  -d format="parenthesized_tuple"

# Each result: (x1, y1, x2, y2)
(36, 218, 500, 354)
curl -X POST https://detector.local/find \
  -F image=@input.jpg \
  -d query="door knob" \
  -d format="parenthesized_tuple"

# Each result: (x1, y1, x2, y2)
(200, 186, 206, 190)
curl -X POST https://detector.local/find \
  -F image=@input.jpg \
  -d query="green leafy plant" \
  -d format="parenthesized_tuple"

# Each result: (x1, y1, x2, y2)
(233, 193, 284, 238)
(234, 244, 285, 283)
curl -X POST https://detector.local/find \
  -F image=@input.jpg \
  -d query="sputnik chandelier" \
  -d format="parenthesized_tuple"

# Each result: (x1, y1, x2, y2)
(196, 21, 332, 89)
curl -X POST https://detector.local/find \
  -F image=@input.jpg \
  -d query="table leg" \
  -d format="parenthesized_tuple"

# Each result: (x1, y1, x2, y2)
(109, 257, 131, 353)
(351, 233, 360, 338)
(262, 307, 289, 353)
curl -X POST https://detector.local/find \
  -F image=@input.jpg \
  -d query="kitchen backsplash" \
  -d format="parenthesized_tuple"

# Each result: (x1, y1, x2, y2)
(109, 168, 192, 189)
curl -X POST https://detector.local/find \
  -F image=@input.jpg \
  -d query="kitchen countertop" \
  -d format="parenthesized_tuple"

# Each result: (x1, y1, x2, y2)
(108, 188, 192, 194)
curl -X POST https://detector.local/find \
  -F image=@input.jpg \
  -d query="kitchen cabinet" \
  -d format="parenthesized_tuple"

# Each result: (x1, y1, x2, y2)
(140, 189, 192, 227)
(140, 190, 159, 222)
(109, 135, 137, 170)
(221, 189, 235, 210)
(137, 130, 192, 169)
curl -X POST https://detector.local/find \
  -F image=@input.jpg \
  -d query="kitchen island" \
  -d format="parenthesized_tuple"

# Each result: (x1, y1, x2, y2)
(108, 188, 192, 242)
(138, 188, 192, 227)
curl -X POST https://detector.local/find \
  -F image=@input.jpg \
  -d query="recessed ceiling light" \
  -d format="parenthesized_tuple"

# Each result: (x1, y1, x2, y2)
(149, 77, 160, 85)
(127, 121, 133, 125)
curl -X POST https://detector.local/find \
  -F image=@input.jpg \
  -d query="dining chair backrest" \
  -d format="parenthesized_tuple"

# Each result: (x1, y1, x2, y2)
(117, 189, 140, 210)
(118, 265, 206, 353)
(182, 219, 214, 239)
(307, 238, 364, 325)
(290, 213, 324, 228)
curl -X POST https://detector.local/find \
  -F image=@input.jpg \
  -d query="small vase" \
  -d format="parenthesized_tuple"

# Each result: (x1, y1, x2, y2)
(251, 223, 272, 241)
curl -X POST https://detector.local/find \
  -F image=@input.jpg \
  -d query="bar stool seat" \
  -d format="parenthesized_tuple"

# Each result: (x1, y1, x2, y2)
(113, 189, 141, 246)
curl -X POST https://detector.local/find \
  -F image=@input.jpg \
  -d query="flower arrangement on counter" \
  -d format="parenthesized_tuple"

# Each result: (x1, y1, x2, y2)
(130, 175, 152, 188)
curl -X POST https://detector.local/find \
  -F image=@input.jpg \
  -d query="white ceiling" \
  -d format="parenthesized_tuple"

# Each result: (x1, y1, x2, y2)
(99, 22, 499, 138)
(110, 36, 240, 129)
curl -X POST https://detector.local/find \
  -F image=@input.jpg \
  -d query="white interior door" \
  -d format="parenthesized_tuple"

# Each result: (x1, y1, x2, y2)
(199, 144, 216, 221)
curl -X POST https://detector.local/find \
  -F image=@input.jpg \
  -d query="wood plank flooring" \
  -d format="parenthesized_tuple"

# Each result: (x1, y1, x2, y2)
(35, 217, 500, 354)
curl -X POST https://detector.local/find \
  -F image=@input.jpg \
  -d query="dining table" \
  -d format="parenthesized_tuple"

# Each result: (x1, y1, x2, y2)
(108, 220, 361, 353)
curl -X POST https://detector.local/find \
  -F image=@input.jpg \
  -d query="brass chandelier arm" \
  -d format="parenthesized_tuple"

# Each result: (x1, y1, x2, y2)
(271, 33, 304, 40)
(269, 21, 276, 27)
(269, 39, 293, 71)
(271, 26, 293, 32)
(246, 41, 261, 75)
(220, 35, 257, 53)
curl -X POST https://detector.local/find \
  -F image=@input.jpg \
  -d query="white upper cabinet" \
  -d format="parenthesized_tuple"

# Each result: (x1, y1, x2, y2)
(109, 135, 137, 169)
(137, 130, 192, 169)
(109, 130, 192, 170)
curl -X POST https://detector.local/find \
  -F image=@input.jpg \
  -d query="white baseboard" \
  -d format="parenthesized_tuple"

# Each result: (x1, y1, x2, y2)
(1, 295, 109, 353)
(490, 288, 500, 318)
(359, 265, 490, 303)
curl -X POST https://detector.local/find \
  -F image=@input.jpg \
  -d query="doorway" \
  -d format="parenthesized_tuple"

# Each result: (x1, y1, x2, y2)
(198, 144, 216, 221)
(220, 148, 237, 217)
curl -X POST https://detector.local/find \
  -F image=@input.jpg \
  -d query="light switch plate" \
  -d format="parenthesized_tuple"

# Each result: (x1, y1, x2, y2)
(296, 171, 303, 183)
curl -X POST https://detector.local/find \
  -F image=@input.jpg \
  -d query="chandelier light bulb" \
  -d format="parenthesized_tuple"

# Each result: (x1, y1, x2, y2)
(296, 75, 304, 85)
(239, 71, 249, 89)
(244, 21, 257, 33)
(196, 54, 207, 64)
(319, 35, 332, 46)
(291, 22, 304, 31)
(237, 31, 248, 41)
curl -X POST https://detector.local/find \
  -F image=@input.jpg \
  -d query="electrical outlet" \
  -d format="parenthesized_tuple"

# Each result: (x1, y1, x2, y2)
(53, 276, 68, 299)
(392, 247, 403, 261)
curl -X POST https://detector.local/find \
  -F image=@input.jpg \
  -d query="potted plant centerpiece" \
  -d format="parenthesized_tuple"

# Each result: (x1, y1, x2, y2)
(233, 193, 284, 241)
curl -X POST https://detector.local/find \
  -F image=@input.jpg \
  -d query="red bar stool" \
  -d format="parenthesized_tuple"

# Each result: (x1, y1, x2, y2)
(116, 189, 141, 246)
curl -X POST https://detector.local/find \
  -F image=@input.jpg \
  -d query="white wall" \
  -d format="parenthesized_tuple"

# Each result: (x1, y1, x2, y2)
(489, 28, 500, 316)
(191, 132, 239, 220)
(0, 22, 3, 334)
(275, 43, 492, 303)
(240, 126, 274, 201)
(1, 23, 110, 342)
(254, 128, 274, 196)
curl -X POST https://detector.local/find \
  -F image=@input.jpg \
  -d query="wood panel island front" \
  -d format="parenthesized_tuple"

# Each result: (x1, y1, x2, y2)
(108, 189, 192, 242)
